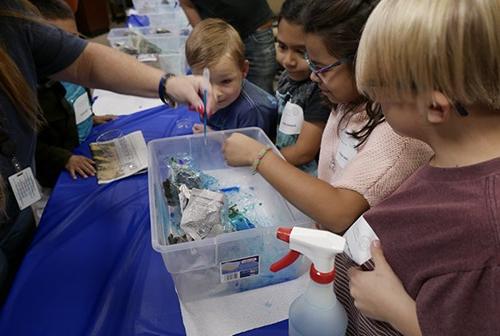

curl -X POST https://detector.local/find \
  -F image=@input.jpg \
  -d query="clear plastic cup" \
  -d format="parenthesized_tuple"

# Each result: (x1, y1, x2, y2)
(96, 129, 123, 142)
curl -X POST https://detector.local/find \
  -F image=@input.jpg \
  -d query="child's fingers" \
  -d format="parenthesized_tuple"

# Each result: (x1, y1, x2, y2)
(370, 240, 389, 270)
(81, 163, 96, 175)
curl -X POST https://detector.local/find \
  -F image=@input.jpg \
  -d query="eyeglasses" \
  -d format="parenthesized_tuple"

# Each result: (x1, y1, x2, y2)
(304, 53, 353, 75)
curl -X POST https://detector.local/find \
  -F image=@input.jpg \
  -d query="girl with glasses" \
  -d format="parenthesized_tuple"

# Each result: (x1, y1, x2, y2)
(223, 0, 431, 234)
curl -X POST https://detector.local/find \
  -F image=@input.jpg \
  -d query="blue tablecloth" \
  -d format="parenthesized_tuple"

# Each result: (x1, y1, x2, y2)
(0, 105, 288, 336)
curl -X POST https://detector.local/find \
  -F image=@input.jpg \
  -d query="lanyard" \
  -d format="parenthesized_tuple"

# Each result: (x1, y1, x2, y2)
(0, 123, 22, 173)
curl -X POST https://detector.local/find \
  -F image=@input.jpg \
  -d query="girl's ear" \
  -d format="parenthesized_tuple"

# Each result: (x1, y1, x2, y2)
(242, 60, 250, 78)
(427, 91, 453, 124)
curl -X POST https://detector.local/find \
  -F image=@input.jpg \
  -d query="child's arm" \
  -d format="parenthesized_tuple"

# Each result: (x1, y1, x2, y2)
(93, 114, 117, 125)
(192, 123, 213, 134)
(348, 241, 422, 336)
(223, 133, 369, 233)
(179, 0, 202, 27)
(280, 121, 325, 166)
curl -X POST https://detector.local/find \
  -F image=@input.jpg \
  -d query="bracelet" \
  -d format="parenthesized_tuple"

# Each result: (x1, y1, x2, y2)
(250, 146, 272, 175)
(158, 73, 178, 108)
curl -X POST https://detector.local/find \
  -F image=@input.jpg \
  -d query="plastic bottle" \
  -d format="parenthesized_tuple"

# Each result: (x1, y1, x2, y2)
(270, 227, 348, 336)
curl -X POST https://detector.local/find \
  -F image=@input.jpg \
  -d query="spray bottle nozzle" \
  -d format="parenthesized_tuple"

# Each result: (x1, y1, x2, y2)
(276, 227, 292, 243)
(269, 226, 346, 283)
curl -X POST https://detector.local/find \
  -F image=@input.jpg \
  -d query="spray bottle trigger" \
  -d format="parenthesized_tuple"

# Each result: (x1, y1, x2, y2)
(270, 250, 301, 272)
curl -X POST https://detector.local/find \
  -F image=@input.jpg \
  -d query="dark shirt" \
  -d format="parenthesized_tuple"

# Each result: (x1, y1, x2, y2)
(190, 0, 273, 39)
(208, 79, 278, 140)
(275, 71, 330, 173)
(35, 81, 80, 188)
(335, 158, 500, 335)
(0, 0, 87, 299)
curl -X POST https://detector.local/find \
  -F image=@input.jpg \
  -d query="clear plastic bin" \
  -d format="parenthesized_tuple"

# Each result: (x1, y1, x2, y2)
(143, 34, 184, 53)
(148, 128, 313, 302)
(107, 27, 185, 55)
(107, 27, 151, 48)
(158, 52, 186, 75)
(132, 0, 178, 12)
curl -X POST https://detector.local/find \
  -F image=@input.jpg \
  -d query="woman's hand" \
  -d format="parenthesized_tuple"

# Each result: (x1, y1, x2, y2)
(65, 155, 96, 179)
(165, 75, 216, 117)
(222, 133, 267, 166)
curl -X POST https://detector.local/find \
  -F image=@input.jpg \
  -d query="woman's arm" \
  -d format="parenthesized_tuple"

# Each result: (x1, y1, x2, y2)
(223, 133, 369, 233)
(51, 42, 211, 111)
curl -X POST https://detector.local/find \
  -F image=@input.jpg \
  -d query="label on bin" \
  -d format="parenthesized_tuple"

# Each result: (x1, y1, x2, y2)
(220, 255, 260, 283)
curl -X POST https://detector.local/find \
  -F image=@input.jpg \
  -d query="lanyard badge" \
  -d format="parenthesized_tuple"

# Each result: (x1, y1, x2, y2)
(1, 134, 41, 211)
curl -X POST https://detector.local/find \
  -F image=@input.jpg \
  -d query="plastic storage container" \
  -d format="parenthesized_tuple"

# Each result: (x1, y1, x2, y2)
(132, 0, 178, 12)
(107, 27, 186, 54)
(148, 128, 313, 302)
(107, 27, 151, 49)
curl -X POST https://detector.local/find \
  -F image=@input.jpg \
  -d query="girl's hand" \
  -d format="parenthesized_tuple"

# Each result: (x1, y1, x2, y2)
(348, 241, 415, 322)
(222, 133, 267, 166)
(65, 155, 96, 179)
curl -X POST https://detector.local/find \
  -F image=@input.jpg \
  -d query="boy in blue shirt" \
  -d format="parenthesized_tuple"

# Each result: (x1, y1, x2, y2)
(187, 18, 278, 140)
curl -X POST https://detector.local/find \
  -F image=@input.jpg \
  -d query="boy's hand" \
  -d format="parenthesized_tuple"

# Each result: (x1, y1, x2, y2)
(192, 123, 212, 134)
(65, 155, 96, 179)
(222, 133, 266, 166)
(348, 241, 416, 324)
(93, 114, 117, 125)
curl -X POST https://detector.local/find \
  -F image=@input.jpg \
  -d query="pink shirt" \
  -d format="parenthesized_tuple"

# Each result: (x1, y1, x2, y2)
(318, 106, 432, 206)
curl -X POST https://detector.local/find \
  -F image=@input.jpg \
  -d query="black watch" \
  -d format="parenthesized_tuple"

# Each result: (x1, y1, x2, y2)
(158, 73, 178, 108)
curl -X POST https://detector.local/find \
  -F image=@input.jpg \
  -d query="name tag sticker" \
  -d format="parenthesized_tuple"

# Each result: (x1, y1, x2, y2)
(278, 101, 304, 135)
(73, 92, 93, 124)
(343, 215, 379, 265)
(335, 129, 359, 169)
(8, 167, 42, 210)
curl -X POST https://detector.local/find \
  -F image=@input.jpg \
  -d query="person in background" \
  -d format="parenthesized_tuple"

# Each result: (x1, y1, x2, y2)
(0, 0, 214, 304)
(179, 0, 277, 94)
(63, 0, 78, 13)
(187, 19, 278, 140)
(342, 0, 500, 335)
(274, 0, 330, 174)
(222, 0, 432, 234)
(31, 0, 116, 186)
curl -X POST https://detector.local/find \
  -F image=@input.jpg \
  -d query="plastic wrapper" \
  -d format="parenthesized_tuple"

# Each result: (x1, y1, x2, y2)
(180, 189, 225, 240)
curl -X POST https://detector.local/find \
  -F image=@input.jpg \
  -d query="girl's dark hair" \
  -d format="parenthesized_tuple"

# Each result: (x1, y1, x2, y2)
(278, 0, 310, 25)
(303, 0, 383, 146)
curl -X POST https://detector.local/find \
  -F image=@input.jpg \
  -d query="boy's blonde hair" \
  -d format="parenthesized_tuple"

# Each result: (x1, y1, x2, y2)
(185, 18, 245, 71)
(356, 0, 500, 108)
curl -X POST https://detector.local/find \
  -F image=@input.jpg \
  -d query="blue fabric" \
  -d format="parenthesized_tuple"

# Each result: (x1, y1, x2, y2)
(208, 79, 278, 140)
(0, 105, 288, 336)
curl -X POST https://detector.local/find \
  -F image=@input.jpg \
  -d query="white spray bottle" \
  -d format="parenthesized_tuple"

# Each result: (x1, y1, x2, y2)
(270, 227, 348, 336)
